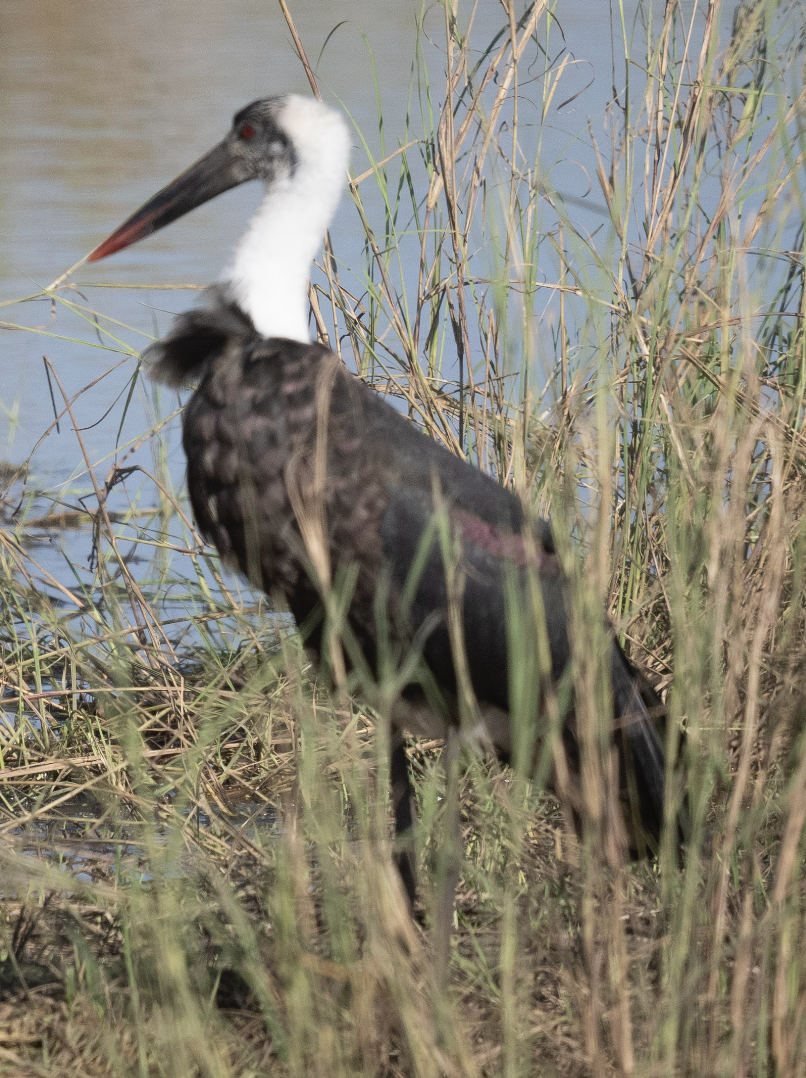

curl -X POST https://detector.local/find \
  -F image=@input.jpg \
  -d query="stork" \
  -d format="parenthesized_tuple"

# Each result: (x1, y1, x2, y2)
(88, 95, 672, 910)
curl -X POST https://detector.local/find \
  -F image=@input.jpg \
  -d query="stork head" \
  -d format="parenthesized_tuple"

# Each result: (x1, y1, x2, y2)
(87, 95, 349, 263)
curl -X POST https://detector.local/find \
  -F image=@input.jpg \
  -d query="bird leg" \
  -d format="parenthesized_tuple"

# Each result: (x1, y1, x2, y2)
(432, 724, 462, 988)
(390, 732, 418, 909)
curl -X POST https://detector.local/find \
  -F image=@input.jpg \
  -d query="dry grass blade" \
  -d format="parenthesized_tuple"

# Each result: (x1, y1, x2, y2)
(1, 1, 806, 1074)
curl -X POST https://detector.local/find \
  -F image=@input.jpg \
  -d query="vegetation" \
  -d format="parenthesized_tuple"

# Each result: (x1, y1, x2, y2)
(2, 0, 806, 1073)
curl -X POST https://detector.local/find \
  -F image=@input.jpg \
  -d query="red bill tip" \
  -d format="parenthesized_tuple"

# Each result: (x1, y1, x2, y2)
(87, 213, 159, 263)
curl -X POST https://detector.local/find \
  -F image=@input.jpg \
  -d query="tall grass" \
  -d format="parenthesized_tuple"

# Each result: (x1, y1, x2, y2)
(2, 0, 806, 1073)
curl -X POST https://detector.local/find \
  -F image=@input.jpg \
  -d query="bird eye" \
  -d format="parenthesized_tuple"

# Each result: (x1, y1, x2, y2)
(239, 123, 256, 140)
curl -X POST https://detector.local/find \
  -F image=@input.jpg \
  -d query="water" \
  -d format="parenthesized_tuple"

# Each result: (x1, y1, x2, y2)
(1, 0, 433, 485)
(0, 0, 637, 472)
(0, 0, 735, 599)
(4, 793, 277, 896)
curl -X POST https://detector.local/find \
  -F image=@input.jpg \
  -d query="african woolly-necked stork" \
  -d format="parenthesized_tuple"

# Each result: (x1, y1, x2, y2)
(88, 95, 673, 907)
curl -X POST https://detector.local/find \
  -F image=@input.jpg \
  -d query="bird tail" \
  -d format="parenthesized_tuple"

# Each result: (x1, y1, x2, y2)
(610, 647, 681, 857)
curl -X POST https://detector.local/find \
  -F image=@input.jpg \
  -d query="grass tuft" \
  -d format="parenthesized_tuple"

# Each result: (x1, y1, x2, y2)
(2, 0, 806, 1073)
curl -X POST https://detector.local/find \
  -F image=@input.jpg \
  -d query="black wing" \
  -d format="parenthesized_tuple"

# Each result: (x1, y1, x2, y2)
(352, 381, 667, 846)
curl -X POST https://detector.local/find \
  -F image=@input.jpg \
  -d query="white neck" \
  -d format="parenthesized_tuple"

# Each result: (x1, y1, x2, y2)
(224, 97, 350, 342)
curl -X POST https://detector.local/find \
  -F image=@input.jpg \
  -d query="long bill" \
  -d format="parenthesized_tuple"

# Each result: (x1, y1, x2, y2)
(88, 139, 247, 262)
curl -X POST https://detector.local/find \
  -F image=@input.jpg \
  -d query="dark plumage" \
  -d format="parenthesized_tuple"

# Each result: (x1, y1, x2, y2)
(148, 284, 670, 889)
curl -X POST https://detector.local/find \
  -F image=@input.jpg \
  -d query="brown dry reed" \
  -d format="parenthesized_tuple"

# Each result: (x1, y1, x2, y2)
(2, 0, 806, 1074)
